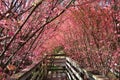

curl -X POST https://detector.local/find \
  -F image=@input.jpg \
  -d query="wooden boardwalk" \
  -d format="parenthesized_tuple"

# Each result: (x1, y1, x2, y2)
(10, 53, 110, 80)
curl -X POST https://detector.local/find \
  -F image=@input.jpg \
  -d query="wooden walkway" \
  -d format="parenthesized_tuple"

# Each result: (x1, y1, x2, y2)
(10, 53, 109, 80)
(45, 54, 67, 80)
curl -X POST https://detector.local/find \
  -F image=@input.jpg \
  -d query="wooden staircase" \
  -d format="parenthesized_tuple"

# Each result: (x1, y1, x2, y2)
(10, 53, 109, 80)
(46, 54, 67, 80)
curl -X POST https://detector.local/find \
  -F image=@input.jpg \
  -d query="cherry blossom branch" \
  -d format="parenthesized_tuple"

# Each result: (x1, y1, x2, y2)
(0, 0, 44, 59)
(3, 0, 74, 68)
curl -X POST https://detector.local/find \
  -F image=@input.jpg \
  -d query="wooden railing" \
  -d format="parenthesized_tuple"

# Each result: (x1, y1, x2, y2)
(10, 53, 109, 80)
(66, 57, 84, 80)
(66, 57, 109, 80)
(10, 56, 47, 80)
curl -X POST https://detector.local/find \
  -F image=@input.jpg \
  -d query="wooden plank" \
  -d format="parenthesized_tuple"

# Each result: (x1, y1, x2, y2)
(66, 62, 83, 80)
(47, 59, 66, 62)
(66, 65, 77, 80)
(48, 68, 65, 71)
(92, 75, 109, 80)
(66, 71, 72, 80)
(47, 54, 66, 56)
(66, 57, 83, 73)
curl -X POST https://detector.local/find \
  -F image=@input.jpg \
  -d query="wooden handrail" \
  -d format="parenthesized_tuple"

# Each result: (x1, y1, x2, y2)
(10, 56, 47, 80)
(66, 57, 84, 80)
(66, 57, 109, 80)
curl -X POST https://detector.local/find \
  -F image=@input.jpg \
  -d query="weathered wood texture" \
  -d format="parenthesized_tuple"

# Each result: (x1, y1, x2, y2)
(66, 57, 109, 80)
(46, 53, 67, 80)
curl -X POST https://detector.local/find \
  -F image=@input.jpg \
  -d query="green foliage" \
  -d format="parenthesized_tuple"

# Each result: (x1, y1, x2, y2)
(53, 46, 64, 54)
